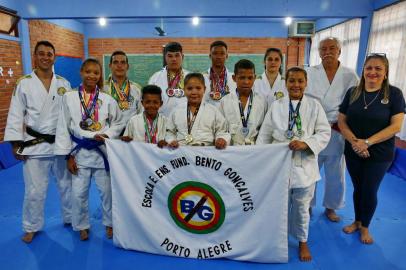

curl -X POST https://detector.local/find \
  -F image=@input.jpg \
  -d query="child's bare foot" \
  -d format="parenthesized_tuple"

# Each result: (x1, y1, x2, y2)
(21, 232, 36, 243)
(325, 208, 340, 222)
(299, 241, 312, 262)
(343, 221, 361, 234)
(360, 226, 373, 244)
(106, 226, 113, 239)
(79, 229, 89, 241)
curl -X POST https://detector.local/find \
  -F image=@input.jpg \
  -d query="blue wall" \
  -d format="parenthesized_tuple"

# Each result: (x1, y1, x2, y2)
(85, 21, 289, 38)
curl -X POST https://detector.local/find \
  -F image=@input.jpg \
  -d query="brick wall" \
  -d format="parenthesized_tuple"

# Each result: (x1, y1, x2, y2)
(0, 40, 23, 141)
(29, 20, 84, 59)
(88, 37, 305, 68)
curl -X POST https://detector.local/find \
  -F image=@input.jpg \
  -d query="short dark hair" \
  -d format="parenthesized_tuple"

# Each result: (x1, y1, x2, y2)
(34, 40, 55, 54)
(234, 59, 255, 75)
(210, 40, 228, 51)
(285, 66, 307, 81)
(110, 50, 128, 64)
(184, 72, 205, 87)
(80, 58, 104, 89)
(164, 42, 183, 55)
(142, 85, 162, 100)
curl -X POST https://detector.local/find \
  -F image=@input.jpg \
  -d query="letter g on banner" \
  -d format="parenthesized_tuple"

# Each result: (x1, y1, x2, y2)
(168, 181, 226, 234)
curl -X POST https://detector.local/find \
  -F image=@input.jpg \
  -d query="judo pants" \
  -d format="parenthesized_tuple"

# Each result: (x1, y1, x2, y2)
(22, 156, 72, 232)
(71, 166, 112, 231)
(289, 183, 315, 242)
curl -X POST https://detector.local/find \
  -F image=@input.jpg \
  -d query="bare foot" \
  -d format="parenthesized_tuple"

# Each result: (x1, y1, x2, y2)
(106, 226, 113, 239)
(343, 221, 361, 234)
(79, 229, 89, 241)
(325, 208, 340, 222)
(360, 226, 373, 244)
(299, 242, 312, 262)
(21, 232, 36, 243)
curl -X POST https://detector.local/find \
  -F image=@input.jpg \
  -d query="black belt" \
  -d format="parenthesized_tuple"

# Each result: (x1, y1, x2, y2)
(17, 127, 55, 154)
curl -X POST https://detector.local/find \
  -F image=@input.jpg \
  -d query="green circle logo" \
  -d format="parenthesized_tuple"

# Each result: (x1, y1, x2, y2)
(168, 181, 226, 234)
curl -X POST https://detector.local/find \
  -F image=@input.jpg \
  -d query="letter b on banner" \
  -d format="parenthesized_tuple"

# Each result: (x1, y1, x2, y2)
(180, 199, 213, 221)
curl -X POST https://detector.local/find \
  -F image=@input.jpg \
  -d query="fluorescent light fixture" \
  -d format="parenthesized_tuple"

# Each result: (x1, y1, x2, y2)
(192, 17, 199, 26)
(99, 17, 106, 26)
(285, 17, 292, 26)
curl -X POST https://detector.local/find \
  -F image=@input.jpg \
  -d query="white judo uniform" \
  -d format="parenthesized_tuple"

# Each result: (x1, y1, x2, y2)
(305, 63, 358, 209)
(203, 68, 237, 109)
(103, 76, 142, 130)
(124, 113, 167, 143)
(254, 72, 288, 109)
(219, 91, 267, 145)
(166, 102, 231, 146)
(148, 67, 189, 117)
(55, 90, 122, 231)
(4, 71, 72, 232)
(257, 96, 331, 241)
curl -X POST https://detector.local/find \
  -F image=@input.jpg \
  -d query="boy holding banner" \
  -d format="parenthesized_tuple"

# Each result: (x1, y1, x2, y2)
(257, 67, 330, 261)
(121, 85, 167, 147)
(219, 59, 267, 145)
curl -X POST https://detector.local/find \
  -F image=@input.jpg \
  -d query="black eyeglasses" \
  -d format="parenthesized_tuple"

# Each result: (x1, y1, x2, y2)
(367, 53, 387, 58)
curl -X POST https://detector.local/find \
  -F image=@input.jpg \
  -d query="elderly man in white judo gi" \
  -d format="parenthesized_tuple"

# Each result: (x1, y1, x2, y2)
(4, 41, 72, 243)
(305, 37, 358, 221)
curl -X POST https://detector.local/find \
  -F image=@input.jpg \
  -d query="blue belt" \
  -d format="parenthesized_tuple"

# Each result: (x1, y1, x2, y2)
(67, 134, 110, 171)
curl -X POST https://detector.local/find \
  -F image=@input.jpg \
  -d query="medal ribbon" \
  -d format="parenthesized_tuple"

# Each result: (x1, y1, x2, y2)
(143, 113, 159, 143)
(187, 105, 200, 135)
(288, 99, 302, 134)
(111, 78, 130, 102)
(79, 84, 99, 122)
(210, 67, 227, 95)
(236, 90, 253, 128)
(167, 69, 183, 89)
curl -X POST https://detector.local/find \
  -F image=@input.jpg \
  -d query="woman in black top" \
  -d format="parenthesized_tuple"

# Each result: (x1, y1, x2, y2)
(338, 53, 405, 244)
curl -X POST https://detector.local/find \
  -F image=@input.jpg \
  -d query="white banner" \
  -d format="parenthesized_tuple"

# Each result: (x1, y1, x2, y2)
(106, 140, 292, 263)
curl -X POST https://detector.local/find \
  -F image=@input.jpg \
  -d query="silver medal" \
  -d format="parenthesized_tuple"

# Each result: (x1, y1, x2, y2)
(296, 130, 304, 138)
(285, 130, 294, 139)
(241, 127, 249, 136)
(381, 98, 389, 105)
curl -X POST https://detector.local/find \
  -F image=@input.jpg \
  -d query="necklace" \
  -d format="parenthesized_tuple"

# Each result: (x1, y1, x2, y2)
(363, 89, 381, 110)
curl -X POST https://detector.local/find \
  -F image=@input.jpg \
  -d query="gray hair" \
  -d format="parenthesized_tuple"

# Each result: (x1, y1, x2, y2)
(318, 37, 342, 51)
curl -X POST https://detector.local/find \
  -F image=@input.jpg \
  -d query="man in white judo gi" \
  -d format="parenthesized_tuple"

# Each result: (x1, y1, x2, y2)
(305, 37, 358, 221)
(4, 40, 72, 243)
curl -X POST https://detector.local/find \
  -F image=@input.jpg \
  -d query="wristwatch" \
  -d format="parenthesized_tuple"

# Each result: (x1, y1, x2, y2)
(365, 139, 371, 147)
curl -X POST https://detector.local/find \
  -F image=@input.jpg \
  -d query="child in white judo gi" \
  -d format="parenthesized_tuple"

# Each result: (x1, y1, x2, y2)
(55, 58, 122, 241)
(121, 85, 167, 147)
(257, 67, 331, 261)
(219, 59, 267, 145)
(165, 73, 230, 148)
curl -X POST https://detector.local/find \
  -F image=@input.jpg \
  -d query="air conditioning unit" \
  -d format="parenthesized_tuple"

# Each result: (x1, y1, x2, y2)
(288, 21, 315, 37)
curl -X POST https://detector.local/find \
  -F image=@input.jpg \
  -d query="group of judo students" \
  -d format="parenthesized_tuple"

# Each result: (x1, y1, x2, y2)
(4, 37, 364, 262)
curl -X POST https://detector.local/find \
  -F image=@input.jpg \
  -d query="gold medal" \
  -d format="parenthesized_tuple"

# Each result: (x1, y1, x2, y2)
(185, 134, 193, 144)
(91, 121, 102, 131)
(210, 91, 222, 100)
(274, 91, 284, 100)
(119, 100, 130, 110)
(57, 87, 66, 96)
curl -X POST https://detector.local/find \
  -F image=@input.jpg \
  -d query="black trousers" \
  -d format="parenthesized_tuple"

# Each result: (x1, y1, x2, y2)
(345, 155, 392, 227)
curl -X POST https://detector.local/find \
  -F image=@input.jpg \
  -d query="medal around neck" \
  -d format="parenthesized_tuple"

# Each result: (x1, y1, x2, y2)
(285, 130, 294, 139)
(241, 127, 249, 136)
(119, 100, 130, 110)
(185, 134, 193, 144)
(80, 118, 94, 130)
(166, 88, 175, 97)
(210, 91, 222, 100)
(296, 130, 304, 138)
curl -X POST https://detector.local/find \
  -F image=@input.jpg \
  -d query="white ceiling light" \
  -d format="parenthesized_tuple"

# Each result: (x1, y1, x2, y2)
(285, 17, 292, 26)
(192, 17, 200, 26)
(99, 17, 107, 26)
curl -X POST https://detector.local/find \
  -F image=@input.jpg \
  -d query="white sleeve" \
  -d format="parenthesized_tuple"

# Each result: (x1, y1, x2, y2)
(213, 109, 231, 144)
(302, 102, 331, 155)
(165, 111, 177, 143)
(256, 109, 274, 145)
(54, 95, 72, 155)
(4, 83, 26, 142)
(104, 99, 124, 139)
